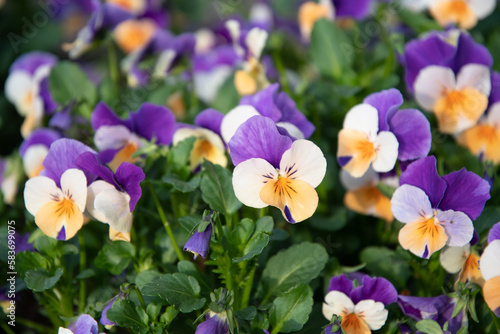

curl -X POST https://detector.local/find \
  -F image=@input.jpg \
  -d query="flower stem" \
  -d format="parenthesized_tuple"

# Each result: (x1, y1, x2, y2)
(78, 233, 86, 314)
(147, 182, 185, 261)
(240, 265, 256, 310)
(134, 286, 147, 310)
(108, 41, 119, 91)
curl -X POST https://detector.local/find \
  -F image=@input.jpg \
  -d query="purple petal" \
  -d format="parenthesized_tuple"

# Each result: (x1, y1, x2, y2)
(438, 169, 491, 220)
(399, 156, 447, 208)
(19, 128, 62, 157)
(74, 152, 117, 187)
(195, 109, 225, 137)
(404, 33, 456, 93)
(10, 51, 57, 75)
(130, 103, 176, 145)
(74, 314, 99, 334)
(228, 116, 292, 168)
(100, 297, 118, 326)
(488, 222, 500, 243)
(56, 227, 66, 241)
(49, 107, 73, 130)
(239, 84, 282, 122)
(91, 102, 131, 131)
(183, 223, 212, 259)
(332, 0, 372, 19)
(389, 109, 431, 161)
(274, 91, 315, 139)
(350, 276, 398, 306)
(398, 295, 450, 321)
(471, 229, 480, 246)
(327, 274, 353, 296)
(39, 77, 58, 114)
(452, 33, 493, 74)
(13, 232, 33, 253)
(363, 88, 404, 132)
(195, 313, 229, 334)
(489, 71, 500, 106)
(193, 46, 239, 72)
(114, 163, 145, 211)
(324, 325, 341, 334)
(42, 139, 97, 187)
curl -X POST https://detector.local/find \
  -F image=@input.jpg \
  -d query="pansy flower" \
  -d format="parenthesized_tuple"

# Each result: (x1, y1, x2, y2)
(59, 314, 104, 334)
(184, 222, 212, 259)
(439, 242, 484, 287)
(5, 52, 58, 137)
(91, 102, 176, 171)
(298, 0, 372, 41)
(230, 116, 326, 223)
(195, 311, 229, 334)
(19, 128, 62, 178)
(322, 274, 398, 334)
(221, 83, 315, 144)
(75, 152, 145, 242)
(398, 294, 466, 333)
(173, 109, 227, 171)
(338, 89, 431, 177)
(391, 156, 490, 258)
(428, 0, 496, 29)
(480, 222, 500, 317)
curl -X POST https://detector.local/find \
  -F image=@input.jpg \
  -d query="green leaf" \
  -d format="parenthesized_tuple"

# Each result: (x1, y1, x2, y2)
(397, 9, 441, 34)
(169, 136, 196, 169)
(415, 319, 444, 334)
(456, 327, 468, 334)
(163, 175, 201, 193)
(310, 19, 355, 81)
(25, 267, 64, 292)
(107, 299, 149, 331)
(94, 241, 136, 275)
(235, 306, 257, 320)
(49, 61, 96, 105)
(232, 216, 274, 263)
(310, 207, 348, 232)
(178, 215, 202, 233)
(261, 242, 328, 297)
(135, 270, 162, 290)
(360, 246, 410, 289)
(146, 303, 162, 321)
(200, 160, 241, 216)
(269, 283, 314, 333)
(76, 269, 95, 280)
(33, 234, 58, 257)
(474, 206, 500, 233)
(160, 306, 179, 325)
(16, 251, 49, 277)
(377, 182, 396, 198)
(141, 273, 206, 313)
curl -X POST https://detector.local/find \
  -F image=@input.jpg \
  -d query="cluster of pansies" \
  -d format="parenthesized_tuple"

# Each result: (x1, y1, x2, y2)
(2, 0, 500, 333)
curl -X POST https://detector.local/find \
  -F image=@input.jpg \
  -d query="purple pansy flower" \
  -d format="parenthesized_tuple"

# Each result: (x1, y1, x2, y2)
(19, 128, 62, 178)
(391, 156, 490, 258)
(58, 314, 104, 334)
(322, 274, 398, 333)
(230, 116, 326, 224)
(184, 223, 212, 259)
(100, 296, 118, 327)
(195, 311, 229, 334)
(337, 88, 431, 178)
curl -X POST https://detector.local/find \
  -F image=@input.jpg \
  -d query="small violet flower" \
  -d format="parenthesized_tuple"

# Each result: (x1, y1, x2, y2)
(230, 116, 326, 224)
(480, 222, 500, 317)
(58, 314, 104, 334)
(195, 311, 229, 334)
(322, 274, 398, 334)
(184, 223, 212, 259)
(337, 88, 431, 178)
(391, 156, 490, 258)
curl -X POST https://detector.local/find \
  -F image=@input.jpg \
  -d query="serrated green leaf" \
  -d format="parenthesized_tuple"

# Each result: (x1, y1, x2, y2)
(16, 251, 49, 277)
(146, 303, 162, 321)
(269, 283, 314, 333)
(49, 61, 96, 105)
(163, 175, 201, 193)
(25, 267, 64, 292)
(261, 242, 328, 297)
(33, 234, 58, 257)
(142, 273, 206, 313)
(94, 241, 136, 275)
(200, 160, 241, 216)
(235, 306, 257, 320)
(415, 319, 444, 334)
(135, 270, 162, 290)
(107, 299, 149, 331)
(178, 215, 202, 233)
(232, 216, 273, 263)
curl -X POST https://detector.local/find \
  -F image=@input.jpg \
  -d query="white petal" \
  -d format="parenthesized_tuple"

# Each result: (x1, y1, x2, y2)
(372, 131, 399, 173)
(2, 171, 18, 206)
(439, 245, 470, 274)
(486, 102, 500, 127)
(225, 20, 241, 42)
(456, 64, 491, 96)
(154, 49, 176, 78)
(249, 3, 274, 25)
(276, 122, 304, 139)
(94, 187, 133, 233)
(319, 0, 335, 18)
(401, 0, 429, 11)
(5, 71, 32, 107)
(343, 103, 379, 141)
(94, 125, 135, 151)
(391, 184, 433, 224)
(414, 66, 456, 111)
(340, 168, 379, 191)
(58, 328, 73, 334)
(60, 169, 87, 212)
(245, 27, 268, 59)
(436, 210, 474, 247)
(24, 176, 62, 216)
(23, 144, 48, 178)
(193, 66, 232, 103)
(175, 127, 225, 153)
(86, 181, 116, 223)
(323, 291, 355, 321)
(194, 28, 215, 54)
(220, 105, 260, 144)
(279, 139, 326, 188)
(32, 64, 52, 85)
(480, 240, 500, 281)
(232, 158, 277, 208)
(469, 0, 496, 19)
(355, 300, 388, 330)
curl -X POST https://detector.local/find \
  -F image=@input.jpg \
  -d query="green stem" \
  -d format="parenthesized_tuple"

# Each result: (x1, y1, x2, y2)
(215, 214, 225, 239)
(240, 265, 256, 310)
(78, 233, 87, 314)
(134, 286, 147, 310)
(16, 318, 54, 333)
(108, 41, 119, 92)
(259, 207, 267, 218)
(225, 214, 233, 232)
(272, 51, 290, 95)
(60, 288, 74, 319)
(1, 322, 15, 334)
(147, 182, 185, 261)
(489, 308, 500, 332)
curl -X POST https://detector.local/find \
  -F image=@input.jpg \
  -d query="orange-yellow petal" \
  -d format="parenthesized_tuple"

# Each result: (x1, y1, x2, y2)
(234, 70, 258, 96)
(35, 198, 84, 240)
(260, 177, 318, 223)
(113, 19, 156, 53)
(298, 2, 332, 40)
(483, 276, 500, 314)
(399, 218, 448, 258)
(459, 253, 485, 286)
(341, 313, 371, 334)
(430, 0, 477, 29)
(109, 143, 139, 172)
(344, 186, 393, 222)
(338, 129, 377, 177)
(190, 138, 227, 170)
(459, 124, 500, 165)
(110, 226, 131, 242)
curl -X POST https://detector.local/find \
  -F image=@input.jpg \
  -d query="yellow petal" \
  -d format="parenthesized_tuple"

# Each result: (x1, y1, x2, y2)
(399, 218, 448, 258)
(109, 143, 139, 172)
(430, 0, 477, 29)
(338, 129, 377, 177)
(459, 124, 500, 165)
(113, 19, 156, 54)
(459, 253, 485, 286)
(344, 186, 393, 222)
(483, 276, 500, 314)
(298, 2, 331, 40)
(35, 198, 84, 240)
(341, 313, 371, 334)
(234, 70, 257, 96)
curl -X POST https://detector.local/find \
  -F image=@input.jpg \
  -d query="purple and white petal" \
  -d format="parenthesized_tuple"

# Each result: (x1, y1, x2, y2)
(195, 109, 225, 137)
(94, 125, 137, 151)
(455, 64, 491, 96)
(323, 291, 355, 321)
(350, 275, 398, 306)
(91, 102, 132, 131)
(221, 105, 260, 144)
(437, 210, 474, 247)
(233, 158, 277, 208)
(239, 83, 282, 122)
(279, 140, 326, 188)
(363, 88, 404, 131)
(327, 274, 354, 296)
(414, 66, 455, 111)
(391, 184, 433, 224)
(488, 222, 500, 244)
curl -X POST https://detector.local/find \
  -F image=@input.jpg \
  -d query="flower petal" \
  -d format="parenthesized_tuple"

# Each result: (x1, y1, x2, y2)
(220, 105, 260, 144)
(327, 274, 353, 296)
(91, 102, 131, 131)
(483, 276, 500, 317)
(86, 181, 116, 223)
(468, 0, 496, 19)
(279, 139, 326, 188)
(337, 129, 377, 178)
(114, 163, 145, 211)
(195, 109, 225, 137)
(354, 300, 388, 330)
(398, 218, 448, 258)
(245, 27, 268, 59)
(60, 169, 87, 212)
(488, 222, 500, 244)
(323, 291, 355, 321)
(23, 144, 48, 178)
(414, 66, 455, 111)
(94, 125, 136, 151)
(439, 245, 469, 274)
(130, 103, 176, 145)
(363, 88, 404, 132)
(388, 109, 431, 161)
(5, 71, 32, 110)
(350, 276, 398, 307)
(343, 103, 379, 140)
(232, 158, 277, 208)
(456, 64, 491, 96)
(436, 210, 473, 247)
(480, 240, 500, 281)
(391, 184, 433, 224)
(94, 188, 133, 233)
(35, 198, 84, 240)
(372, 131, 399, 173)
(24, 176, 62, 216)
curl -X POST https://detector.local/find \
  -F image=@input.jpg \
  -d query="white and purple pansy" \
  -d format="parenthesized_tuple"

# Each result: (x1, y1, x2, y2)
(19, 128, 62, 178)
(480, 222, 500, 317)
(391, 156, 490, 259)
(230, 116, 326, 224)
(58, 314, 105, 334)
(337, 88, 431, 178)
(91, 102, 176, 171)
(173, 109, 228, 171)
(5, 51, 58, 138)
(322, 274, 398, 334)
(74, 152, 145, 242)
(221, 83, 315, 144)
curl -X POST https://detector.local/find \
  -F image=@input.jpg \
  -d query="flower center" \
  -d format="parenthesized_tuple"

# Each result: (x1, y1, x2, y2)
(448, 0, 469, 15)
(107, 0, 143, 12)
(341, 313, 370, 334)
(356, 139, 376, 161)
(55, 197, 76, 219)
